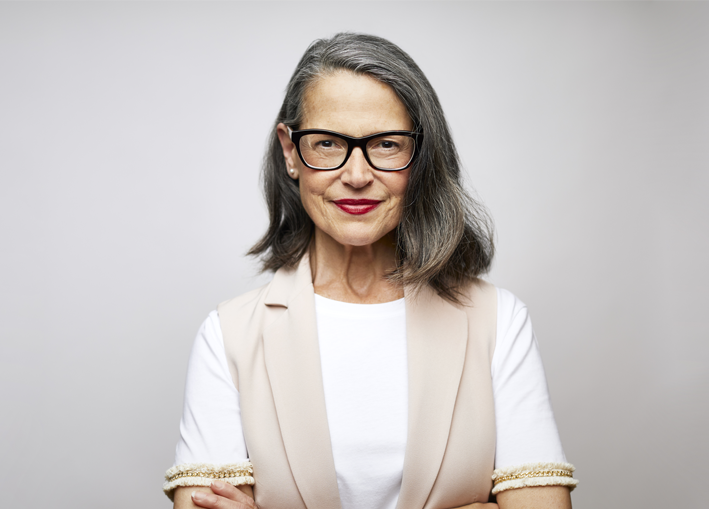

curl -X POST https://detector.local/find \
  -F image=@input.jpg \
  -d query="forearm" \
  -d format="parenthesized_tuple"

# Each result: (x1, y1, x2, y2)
(173, 485, 254, 509)
(174, 486, 212, 509)
(496, 486, 571, 509)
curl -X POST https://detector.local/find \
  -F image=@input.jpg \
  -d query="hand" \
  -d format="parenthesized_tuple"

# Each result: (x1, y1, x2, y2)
(190, 481, 257, 509)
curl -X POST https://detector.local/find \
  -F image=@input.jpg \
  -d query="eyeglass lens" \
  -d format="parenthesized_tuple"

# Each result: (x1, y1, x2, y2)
(299, 133, 415, 170)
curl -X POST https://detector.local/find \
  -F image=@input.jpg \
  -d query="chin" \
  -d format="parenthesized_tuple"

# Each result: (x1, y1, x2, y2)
(342, 238, 382, 248)
(332, 234, 380, 247)
(329, 226, 394, 248)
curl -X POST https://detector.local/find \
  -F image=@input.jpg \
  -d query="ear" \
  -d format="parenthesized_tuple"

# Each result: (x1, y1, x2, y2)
(276, 123, 299, 179)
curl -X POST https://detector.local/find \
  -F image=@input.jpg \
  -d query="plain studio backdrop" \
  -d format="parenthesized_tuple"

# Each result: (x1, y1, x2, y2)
(1, 2, 707, 508)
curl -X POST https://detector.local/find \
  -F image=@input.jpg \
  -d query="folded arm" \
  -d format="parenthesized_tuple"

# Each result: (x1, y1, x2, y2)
(174, 483, 254, 509)
(496, 486, 571, 509)
(174, 485, 569, 509)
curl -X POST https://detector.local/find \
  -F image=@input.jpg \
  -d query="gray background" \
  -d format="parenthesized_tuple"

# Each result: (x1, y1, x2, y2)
(1, 2, 707, 508)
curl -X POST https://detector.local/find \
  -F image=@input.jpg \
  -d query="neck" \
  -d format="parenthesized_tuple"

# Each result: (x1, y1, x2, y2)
(309, 229, 403, 304)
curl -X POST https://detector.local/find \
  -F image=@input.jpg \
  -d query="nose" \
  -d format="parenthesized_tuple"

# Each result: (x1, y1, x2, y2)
(340, 147, 374, 189)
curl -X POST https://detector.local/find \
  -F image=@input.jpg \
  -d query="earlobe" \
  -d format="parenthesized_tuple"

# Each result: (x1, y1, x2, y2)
(288, 167, 299, 180)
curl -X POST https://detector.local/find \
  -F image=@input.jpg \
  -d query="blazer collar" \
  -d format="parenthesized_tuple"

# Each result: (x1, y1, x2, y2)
(262, 255, 469, 509)
(262, 253, 342, 509)
(263, 251, 314, 307)
(397, 285, 469, 509)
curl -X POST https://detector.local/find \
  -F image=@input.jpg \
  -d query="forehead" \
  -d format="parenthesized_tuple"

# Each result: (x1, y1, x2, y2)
(301, 71, 413, 136)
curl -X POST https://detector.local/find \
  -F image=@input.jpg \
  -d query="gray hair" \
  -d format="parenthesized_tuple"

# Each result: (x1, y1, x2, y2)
(249, 32, 494, 302)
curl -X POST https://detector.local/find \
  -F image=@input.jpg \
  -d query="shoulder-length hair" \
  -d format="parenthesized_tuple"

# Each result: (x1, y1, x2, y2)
(249, 33, 494, 303)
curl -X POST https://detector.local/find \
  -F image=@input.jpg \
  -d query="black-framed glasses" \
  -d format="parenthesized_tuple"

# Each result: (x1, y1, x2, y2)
(288, 127, 423, 171)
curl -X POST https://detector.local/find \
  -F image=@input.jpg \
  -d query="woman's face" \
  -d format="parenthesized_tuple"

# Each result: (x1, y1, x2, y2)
(277, 72, 413, 248)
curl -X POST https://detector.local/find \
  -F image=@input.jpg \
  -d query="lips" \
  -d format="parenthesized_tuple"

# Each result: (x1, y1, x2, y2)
(332, 199, 381, 215)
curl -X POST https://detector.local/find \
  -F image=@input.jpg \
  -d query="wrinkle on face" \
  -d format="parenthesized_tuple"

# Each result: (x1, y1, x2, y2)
(297, 71, 413, 249)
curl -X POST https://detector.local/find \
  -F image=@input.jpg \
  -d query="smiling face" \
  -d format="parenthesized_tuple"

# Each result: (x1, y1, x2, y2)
(277, 71, 413, 248)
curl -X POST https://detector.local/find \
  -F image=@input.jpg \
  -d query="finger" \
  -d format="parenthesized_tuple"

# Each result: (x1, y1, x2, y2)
(192, 489, 253, 509)
(210, 481, 254, 503)
(191, 490, 221, 508)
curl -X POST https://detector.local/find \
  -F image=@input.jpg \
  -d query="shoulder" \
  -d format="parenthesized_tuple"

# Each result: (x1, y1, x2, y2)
(213, 281, 273, 345)
(217, 259, 306, 316)
(215, 275, 284, 328)
(218, 282, 271, 313)
(490, 287, 542, 377)
(455, 281, 533, 357)
(493, 287, 533, 344)
(468, 277, 497, 303)
(445, 279, 500, 360)
(453, 278, 498, 318)
(215, 274, 292, 353)
(452, 279, 528, 321)
(495, 287, 528, 323)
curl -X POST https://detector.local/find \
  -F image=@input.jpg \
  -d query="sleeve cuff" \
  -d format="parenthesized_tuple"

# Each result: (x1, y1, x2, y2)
(491, 461, 578, 495)
(163, 462, 255, 501)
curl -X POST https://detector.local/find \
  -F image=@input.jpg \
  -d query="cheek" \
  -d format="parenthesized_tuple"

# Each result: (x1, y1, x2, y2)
(298, 179, 315, 213)
(298, 174, 329, 219)
(388, 173, 410, 205)
(382, 177, 409, 227)
(387, 201, 405, 229)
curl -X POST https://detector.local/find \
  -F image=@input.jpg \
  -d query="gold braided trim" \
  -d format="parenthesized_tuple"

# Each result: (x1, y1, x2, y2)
(494, 469, 573, 485)
(165, 464, 253, 483)
(163, 462, 254, 501)
(491, 461, 578, 494)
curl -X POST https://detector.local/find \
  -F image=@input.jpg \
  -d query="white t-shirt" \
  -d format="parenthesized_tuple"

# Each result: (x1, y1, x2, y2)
(174, 287, 567, 509)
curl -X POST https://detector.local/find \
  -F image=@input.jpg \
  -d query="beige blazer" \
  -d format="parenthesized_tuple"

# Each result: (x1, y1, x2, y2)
(217, 254, 498, 509)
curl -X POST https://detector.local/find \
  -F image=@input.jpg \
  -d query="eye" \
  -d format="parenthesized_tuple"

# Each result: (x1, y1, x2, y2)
(309, 135, 345, 151)
(372, 138, 402, 152)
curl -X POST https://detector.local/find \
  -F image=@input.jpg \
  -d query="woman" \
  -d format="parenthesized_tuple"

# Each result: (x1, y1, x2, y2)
(165, 33, 577, 509)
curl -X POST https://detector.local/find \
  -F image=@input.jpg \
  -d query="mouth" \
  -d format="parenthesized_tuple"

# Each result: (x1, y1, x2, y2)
(332, 199, 382, 215)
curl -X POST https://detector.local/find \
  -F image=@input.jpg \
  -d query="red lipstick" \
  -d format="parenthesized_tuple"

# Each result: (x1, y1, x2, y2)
(333, 199, 381, 215)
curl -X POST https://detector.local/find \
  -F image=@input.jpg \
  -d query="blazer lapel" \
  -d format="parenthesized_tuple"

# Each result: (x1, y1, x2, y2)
(262, 255, 342, 509)
(396, 285, 469, 509)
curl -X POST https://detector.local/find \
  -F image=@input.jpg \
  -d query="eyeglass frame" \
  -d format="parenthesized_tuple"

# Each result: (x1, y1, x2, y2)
(287, 127, 423, 172)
